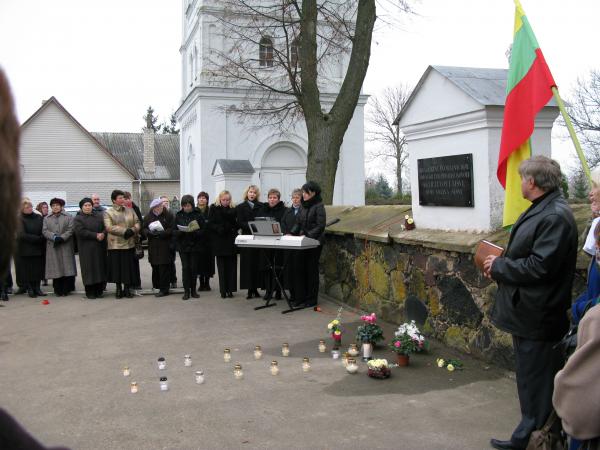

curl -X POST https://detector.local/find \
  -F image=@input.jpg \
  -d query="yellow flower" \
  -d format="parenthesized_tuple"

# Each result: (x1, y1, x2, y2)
(447, 364, 455, 372)
(437, 359, 445, 368)
(407, 218, 414, 225)
(332, 319, 339, 325)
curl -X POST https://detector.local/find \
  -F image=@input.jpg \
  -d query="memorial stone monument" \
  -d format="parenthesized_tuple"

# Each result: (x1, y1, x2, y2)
(395, 65, 559, 232)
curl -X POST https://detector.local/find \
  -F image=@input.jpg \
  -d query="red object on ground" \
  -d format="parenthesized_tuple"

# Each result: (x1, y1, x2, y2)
(313, 306, 322, 312)
(41, 299, 50, 305)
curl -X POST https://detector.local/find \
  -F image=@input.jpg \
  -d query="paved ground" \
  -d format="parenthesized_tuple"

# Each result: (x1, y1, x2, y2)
(0, 258, 520, 450)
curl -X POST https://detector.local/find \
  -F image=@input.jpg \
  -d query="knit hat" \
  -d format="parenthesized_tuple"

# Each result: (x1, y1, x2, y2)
(79, 197, 93, 209)
(149, 198, 162, 210)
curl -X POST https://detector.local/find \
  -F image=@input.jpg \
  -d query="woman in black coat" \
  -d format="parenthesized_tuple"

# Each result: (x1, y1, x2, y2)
(209, 190, 238, 298)
(73, 197, 107, 299)
(142, 199, 175, 297)
(15, 198, 46, 298)
(259, 188, 287, 300)
(236, 185, 263, 299)
(280, 188, 303, 299)
(175, 195, 204, 300)
(290, 181, 326, 307)
(196, 192, 214, 291)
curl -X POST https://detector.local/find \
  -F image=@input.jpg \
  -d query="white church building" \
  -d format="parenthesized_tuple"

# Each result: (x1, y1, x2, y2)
(175, 0, 366, 205)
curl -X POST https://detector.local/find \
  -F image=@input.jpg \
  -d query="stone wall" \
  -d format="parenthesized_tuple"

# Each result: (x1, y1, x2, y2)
(321, 205, 590, 369)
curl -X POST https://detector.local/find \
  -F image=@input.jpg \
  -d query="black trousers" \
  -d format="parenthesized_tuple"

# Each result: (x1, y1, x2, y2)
(510, 336, 564, 447)
(216, 255, 237, 294)
(151, 264, 171, 291)
(84, 283, 104, 297)
(290, 246, 322, 306)
(53, 276, 75, 296)
(179, 251, 198, 290)
(169, 250, 177, 283)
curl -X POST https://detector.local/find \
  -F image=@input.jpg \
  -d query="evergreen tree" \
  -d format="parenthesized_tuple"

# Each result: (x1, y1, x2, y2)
(161, 113, 180, 135)
(572, 168, 589, 200)
(143, 106, 161, 132)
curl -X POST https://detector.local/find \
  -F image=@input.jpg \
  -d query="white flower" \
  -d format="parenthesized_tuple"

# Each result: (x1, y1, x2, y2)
(437, 359, 445, 368)
(327, 323, 333, 330)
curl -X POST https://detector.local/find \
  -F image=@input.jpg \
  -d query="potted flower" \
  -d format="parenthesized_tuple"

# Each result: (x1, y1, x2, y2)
(389, 320, 427, 366)
(356, 313, 385, 361)
(327, 309, 343, 349)
(366, 359, 391, 379)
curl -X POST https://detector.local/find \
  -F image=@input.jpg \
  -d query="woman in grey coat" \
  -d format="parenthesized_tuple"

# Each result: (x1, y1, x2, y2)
(43, 198, 77, 296)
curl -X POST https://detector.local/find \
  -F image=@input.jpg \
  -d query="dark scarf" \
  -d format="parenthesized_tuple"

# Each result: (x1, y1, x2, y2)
(301, 193, 322, 209)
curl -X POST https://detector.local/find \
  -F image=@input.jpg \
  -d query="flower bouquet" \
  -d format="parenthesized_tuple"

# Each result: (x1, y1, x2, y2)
(389, 320, 427, 366)
(327, 307, 344, 349)
(355, 313, 385, 345)
(367, 359, 391, 379)
(436, 358, 464, 372)
(404, 214, 416, 231)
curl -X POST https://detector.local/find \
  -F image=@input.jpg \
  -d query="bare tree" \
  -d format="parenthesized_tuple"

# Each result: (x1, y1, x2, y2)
(366, 84, 411, 195)
(206, 0, 412, 204)
(566, 69, 600, 167)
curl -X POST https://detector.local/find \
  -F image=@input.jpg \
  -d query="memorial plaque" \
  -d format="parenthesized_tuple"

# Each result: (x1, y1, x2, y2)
(418, 154, 474, 207)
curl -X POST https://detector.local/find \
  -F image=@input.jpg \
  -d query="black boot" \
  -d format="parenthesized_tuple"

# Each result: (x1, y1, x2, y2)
(156, 289, 169, 298)
(115, 284, 123, 299)
(263, 290, 272, 301)
(124, 285, 134, 298)
(0, 288, 8, 301)
(33, 281, 46, 297)
(27, 284, 37, 298)
(204, 277, 211, 291)
(182, 289, 190, 300)
(191, 286, 199, 298)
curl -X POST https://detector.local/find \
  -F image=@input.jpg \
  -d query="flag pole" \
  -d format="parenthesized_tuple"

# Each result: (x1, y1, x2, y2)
(551, 86, 593, 185)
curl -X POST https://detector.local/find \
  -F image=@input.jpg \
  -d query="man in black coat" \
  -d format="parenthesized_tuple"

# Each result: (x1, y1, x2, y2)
(483, 156, 578, 450)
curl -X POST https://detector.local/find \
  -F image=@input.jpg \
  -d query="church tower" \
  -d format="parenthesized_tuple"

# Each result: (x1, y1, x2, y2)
(175, 0, 366, 205)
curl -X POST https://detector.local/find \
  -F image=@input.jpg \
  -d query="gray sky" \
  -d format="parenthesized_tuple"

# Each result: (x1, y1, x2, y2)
(1, 0, 598, 178)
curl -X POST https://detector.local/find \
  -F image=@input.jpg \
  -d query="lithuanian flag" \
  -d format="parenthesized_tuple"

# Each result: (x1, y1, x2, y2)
(498, 0, 556, 227)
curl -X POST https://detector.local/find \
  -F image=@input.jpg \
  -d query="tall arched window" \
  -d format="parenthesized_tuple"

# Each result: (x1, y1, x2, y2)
(259, 36, 274, 68)
(290, 36, 300, 68)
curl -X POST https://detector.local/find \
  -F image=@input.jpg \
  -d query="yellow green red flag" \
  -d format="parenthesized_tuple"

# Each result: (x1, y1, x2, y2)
(498, 0, 556, 227)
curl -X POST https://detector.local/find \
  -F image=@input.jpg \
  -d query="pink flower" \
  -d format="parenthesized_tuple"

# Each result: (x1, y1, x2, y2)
(394, 341, 401, 348)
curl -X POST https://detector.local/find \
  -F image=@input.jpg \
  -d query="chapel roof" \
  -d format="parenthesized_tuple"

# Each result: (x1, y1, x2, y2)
(211, 159, 256, 175)
(92, 132, 180, 181)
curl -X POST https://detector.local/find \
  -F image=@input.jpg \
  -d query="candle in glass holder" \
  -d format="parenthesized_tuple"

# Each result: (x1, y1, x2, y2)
(184, 354, 192, 367)
(157, 357, 166, 370)
(331, 349, 341, 359)
(342, 352, 351, 367)
(302, 357, 311, 372)
(346, 358, 359, 374)
(281, 343, 290, 357)
(123, 366, 131, 377)
(270, 360, 280, 376)
(348, 343, 359, 357)
(195, 370, 205, 384)
(254, 345, 263, 360)
(159, 376, 168, 391)
(130, 381, 138, 393)
(233, 363, 244, 380)
(224, 348, 231, 362)
(318, 340, 326, 353)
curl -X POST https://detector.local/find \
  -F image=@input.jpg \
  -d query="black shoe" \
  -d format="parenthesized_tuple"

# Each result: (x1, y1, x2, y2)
(191, 287, 199, 298)
(155, 290, 169, 298)
(205, 279, 212, 291)
(96, 292, 104, 299)
(27, 288, 37, 298)
(220, 292, 226, 299)
(86, 295, 96, 300)
(115, 284, 123, 299)
(1, 291, 8, 301)
(16, 287, 26, 295)
(124, 286, 134, 298)
(42, 280, 48, 287)
(263, 291, 272, 301)
(226, 292, 233, 298)
(5, 287, 13, 295)
(246, 290, 254, 300)
(34, 287, 46, 296)
(182, 289, 190, 300)
(490, 438, 525, 450)
(170, 282, 177, 289)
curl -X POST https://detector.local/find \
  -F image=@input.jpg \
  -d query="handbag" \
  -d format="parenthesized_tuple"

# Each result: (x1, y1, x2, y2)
(526, 410, 566, 450)
(135, 237, 144, 260)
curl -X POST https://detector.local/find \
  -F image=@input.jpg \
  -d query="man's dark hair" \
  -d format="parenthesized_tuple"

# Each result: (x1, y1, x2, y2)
(519, 156, 562, 192)
(111, 189, 125, 201)
(0, 69, 21, 275)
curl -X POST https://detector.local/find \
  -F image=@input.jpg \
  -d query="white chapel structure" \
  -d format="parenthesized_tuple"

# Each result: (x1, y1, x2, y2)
(175, 0, 366, 205)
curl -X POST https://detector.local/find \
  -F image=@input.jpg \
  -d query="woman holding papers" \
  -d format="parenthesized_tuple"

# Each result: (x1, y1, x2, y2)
(104, 190, 140, 299)
(259, 188, 286, 301)
(142, 198, 175, 298)
(196, 192, 214, 291)
(209, 190, 238, 298)
(175, 195, 204, 300)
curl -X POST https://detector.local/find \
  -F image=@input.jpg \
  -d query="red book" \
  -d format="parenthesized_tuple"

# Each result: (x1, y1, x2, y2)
(474, 240, 504, 271)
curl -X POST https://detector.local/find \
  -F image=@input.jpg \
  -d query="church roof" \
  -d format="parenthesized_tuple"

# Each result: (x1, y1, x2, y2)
(92, 132, 180, 181)
(393, 65, 557, 125)
(211, 159, 255, 176)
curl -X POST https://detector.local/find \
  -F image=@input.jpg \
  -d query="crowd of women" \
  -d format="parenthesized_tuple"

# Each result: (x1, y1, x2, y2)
(2, 181, 326, 308)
